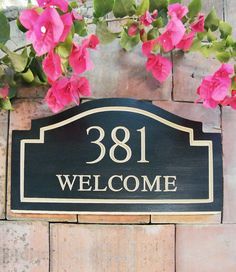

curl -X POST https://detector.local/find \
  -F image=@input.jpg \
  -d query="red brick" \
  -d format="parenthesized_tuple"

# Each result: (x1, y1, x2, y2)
(0, 221, 49, 271)
(152, 214, 221, 224)
(176, 224, 236, 272)
(50, 224, 175, 272)
(173, 51, 220, 102)
(222, 108, 236, 223)
(16, 86, 47, 98)
(225, 0, 236, 38)
(78, 214, 150, 224)
(0, 111, 8, 218)
(173, 0, 224, 102)
(153, 101, 221, 133)
(182, 0, 223, 16)
(88, 41, 172, 100)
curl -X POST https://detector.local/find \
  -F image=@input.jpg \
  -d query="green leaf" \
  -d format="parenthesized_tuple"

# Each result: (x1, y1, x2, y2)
(56, 31, 73, 58)
(57, 44, 71, 58)
(0, 12, 10, 44)
(226, 35, 235, 47)
(200, 46, 211, 57)
(136, 0, 149, 15)
(204, 8, 219, 31)
(211, 40, 226, 52)
(69, 1, 79, 8)
(207, 29, 217, 42)
(74, 20, 88, 37)
(219, 21, 232, 39)
(0, 46, 28, 73)
(94, 0, 114, 18)
(169, 0, 181, 3)
(150, 0, 167, 11)
(216, 51, 231, 63)
(8, 86, 17, 99)
(22, 69, 34, 83)
(147, 28, 158, 40)
(232, 76, 236, 90)
(16, 18, 27, 33)
(113, 0, 136, 18)
(0, 66, 4, 77)
(152, 17, 164, 28)
(190, 38, 201, 51)
(197, 31, 206, 40)
(0, 98, 13, 110)
(96, 21, 119, 44)
(158, 8, 168, 26)
(187, 0, 201, 18)
(120, 30, 140, 51)
(30, 57, 47, 83)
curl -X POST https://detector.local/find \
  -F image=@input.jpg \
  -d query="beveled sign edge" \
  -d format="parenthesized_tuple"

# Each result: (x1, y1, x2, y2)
(11, 98, 223, 215)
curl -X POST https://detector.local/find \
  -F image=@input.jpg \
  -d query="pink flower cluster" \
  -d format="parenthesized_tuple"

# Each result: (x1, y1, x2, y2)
(142, 4, 205, 55)
(20, 2, 72, 56)
(19, 0, 99, 112)
(128, 10, 158, 37)
(197, 64, 236, 109)
(140, 3, 205, 83)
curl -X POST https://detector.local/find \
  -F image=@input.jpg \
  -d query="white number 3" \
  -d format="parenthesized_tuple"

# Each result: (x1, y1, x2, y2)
(86, 126, 149, 164)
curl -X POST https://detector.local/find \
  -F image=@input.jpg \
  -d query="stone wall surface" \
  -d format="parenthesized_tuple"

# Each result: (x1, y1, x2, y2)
(1, 0, 236, 271)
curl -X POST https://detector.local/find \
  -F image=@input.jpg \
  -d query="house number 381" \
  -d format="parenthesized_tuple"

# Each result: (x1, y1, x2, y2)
(86, 126, 149, 164)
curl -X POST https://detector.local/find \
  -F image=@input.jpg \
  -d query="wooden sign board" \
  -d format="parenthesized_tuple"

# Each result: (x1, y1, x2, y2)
(11, 99, 222, 214)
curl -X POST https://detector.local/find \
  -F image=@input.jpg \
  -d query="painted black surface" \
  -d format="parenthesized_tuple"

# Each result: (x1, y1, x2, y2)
(11, 98, 223, 213)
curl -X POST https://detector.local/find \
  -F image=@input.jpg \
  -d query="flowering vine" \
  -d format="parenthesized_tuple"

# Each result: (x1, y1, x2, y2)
(0, 0, 236, 112)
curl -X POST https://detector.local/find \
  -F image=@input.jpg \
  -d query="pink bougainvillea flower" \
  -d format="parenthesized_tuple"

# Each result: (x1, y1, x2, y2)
(42, 50, 62, 82)
(230, 93, 236, 109)
(128, 23, 139, 37)
(37, 0, 68, 12)
(69, 75, 91, 104)
(19, 9, 39, 31)
(197, 76, 219, 108)
(45, 76, 91, 112)
(60, 13, 73, 42)
(72, 10, 83, 21)
(51, 77, 74, 107)
(158, 16, 185, 52)
(69, 43, 94, 74)
(82, 34, 100, 49)
(168, 3, 188, 19)
(22, 7, 64, 56)
(139, 29, 146, 41)
(19, 9, 40, 41)
(197, 64, 234, 108)
(190, 14, 205, 33)
(140, 11, 155, 26)
(220, 95, 232, 106)
(142, 39, 158, 56)
(221, 91, 236, 109)
(146, 54, 172, 83)
(152, 10, 158, 19)
(45, 88, 64, 113)
(176, 31, 195, 51)
(214, 63, 234, 79)
(0, 85, 9, 99)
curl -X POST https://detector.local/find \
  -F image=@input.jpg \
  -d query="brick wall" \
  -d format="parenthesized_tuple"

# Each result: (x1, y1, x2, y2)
(1, 0, 236, 271)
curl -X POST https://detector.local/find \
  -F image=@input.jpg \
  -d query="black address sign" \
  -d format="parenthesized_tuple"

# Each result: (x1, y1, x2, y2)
(11, 98, 223, 214)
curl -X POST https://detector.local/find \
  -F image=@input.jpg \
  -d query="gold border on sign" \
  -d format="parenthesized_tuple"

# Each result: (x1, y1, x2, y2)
(19, 106, 214, 204)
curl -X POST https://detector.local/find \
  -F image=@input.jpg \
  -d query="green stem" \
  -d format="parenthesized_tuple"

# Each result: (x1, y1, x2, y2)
(86, 16, 138, 25)
(14, 43, 31, 52)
